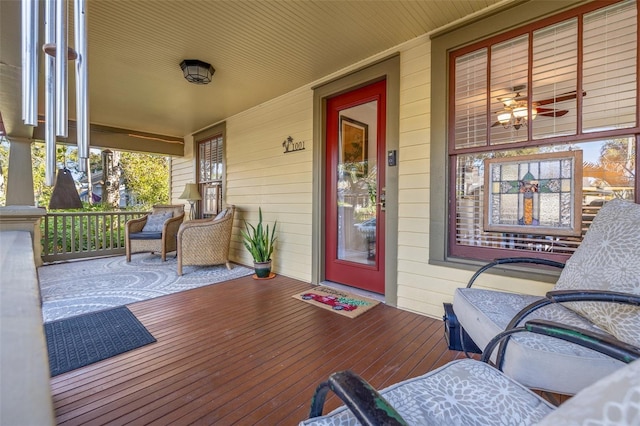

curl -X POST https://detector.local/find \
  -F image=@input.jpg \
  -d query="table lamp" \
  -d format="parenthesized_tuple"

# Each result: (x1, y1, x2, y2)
(179, 183, 202, 220)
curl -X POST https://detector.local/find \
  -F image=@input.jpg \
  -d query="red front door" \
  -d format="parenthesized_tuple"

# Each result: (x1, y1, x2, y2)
(325, 80, 386, 294)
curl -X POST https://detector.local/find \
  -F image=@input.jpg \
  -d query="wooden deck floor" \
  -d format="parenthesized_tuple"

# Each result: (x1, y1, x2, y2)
(50, 274, 467, 425)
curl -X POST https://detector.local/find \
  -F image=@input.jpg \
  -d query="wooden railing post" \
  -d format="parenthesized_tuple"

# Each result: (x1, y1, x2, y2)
(40, 210, 148, 263)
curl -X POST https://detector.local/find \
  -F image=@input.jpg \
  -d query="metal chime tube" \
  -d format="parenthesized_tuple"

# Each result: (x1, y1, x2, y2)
(21, 0, 38, 126)
(55, 0, 68, 137)
(44, 0, 57, 186)
(74, 0, 89, 173)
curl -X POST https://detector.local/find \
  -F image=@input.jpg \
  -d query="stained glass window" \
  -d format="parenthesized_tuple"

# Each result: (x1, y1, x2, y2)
(484, 151, 583, 236)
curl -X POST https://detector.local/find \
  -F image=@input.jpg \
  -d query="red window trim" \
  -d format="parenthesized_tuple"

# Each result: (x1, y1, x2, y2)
(446, 0, 639, 263)
(448, 0, 640, 155)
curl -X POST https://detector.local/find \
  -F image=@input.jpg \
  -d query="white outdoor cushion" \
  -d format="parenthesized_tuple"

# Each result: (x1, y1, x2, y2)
(453, 287, 624, 394)
(299, 359, 555, 426)
(142, 211, 173, 233)
(300, 358, 640, 426)
(538, 358, 640, 426)
(553, 198, 640, 347)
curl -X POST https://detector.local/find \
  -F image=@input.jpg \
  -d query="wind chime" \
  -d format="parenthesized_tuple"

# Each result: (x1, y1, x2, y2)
(21, 0, 90, 188)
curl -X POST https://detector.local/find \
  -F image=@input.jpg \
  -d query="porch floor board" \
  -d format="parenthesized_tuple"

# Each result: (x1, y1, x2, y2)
(49, 274, 469, 425)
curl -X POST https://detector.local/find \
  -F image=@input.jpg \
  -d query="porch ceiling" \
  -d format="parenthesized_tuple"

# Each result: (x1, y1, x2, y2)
(1, 0, 505, 146)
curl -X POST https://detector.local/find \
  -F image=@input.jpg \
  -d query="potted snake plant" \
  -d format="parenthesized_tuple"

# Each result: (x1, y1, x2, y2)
(240, 207, 277, 278)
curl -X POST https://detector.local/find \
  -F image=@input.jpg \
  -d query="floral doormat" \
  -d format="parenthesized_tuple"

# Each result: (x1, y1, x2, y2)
(292, 286, 380, 318)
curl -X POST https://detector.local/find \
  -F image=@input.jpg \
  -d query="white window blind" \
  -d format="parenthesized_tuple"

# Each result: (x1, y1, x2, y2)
(454, 49, 488, 149)
(583, 0, 637, 133)
(490, 34, 529, 145)
(199, 135, 223, 183)
(198, 135, 224, 215)
(532, 19, 578, 140)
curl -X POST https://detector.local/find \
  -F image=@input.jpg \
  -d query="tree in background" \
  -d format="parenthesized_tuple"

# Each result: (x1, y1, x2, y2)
(120, 152, 169, 208)
(583, 138, 636, 199)
(32, 143, 77, 207)
(0, 140, 169, 209)
(0, 139, 8, 205)
(101, 149, 122, 209)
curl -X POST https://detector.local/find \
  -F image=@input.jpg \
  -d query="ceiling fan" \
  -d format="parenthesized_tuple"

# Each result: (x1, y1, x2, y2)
(493, 84, 586, 129)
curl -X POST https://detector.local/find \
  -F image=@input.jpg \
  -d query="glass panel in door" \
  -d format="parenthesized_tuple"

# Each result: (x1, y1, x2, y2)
(337, 106, 378, 265)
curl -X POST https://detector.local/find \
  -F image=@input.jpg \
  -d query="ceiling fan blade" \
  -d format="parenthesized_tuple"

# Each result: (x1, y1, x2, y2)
(535, 107, 569, 117)
(534, 90, 587, 106)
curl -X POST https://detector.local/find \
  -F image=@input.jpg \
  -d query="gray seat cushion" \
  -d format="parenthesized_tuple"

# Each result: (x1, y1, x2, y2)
(128, 231, 163, 240)
(299, 359, 555, 426)
(454, 287, 624, 394)
(538, 358, 640, 425)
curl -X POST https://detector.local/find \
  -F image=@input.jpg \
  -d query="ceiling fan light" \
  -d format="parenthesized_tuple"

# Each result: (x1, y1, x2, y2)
(180, 59, 215, 85)
(501, 96, 514, 106)
(531, 107, 538, 120)
(497, 110, 512, 124)
(513, 106, 528, 119)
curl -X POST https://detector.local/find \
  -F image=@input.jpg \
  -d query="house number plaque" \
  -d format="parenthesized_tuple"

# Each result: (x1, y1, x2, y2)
(283, 136, 305, 154)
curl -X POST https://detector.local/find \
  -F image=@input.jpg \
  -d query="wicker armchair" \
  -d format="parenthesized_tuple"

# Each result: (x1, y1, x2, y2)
(125, 204, 185, 262)
(176, 205, 236, 275)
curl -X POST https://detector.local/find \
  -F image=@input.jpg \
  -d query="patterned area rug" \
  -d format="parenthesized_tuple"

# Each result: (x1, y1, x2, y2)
(38, 253, 253, 323)
(45, 306, 156, 376)
(292, 286, 380, 318)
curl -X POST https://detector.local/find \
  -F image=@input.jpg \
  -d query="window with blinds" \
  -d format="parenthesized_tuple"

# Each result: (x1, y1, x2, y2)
(583, 0, 638, 133)
(449, 0, 638, 262)
(198, 134, 224, 216)
(532, 19, 578, 140)
(454, 49, 488, 149)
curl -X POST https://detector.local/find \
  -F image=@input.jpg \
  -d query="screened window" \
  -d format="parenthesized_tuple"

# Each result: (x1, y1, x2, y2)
(449, 0, 638, 262)
(198, 134, 224, 216)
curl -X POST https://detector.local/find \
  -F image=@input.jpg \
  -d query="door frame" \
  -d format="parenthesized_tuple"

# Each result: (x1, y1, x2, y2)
(311, 55, 400, 306)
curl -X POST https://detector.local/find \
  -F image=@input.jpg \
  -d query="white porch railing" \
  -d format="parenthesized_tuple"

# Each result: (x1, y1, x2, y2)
(41, 211, 148, 263)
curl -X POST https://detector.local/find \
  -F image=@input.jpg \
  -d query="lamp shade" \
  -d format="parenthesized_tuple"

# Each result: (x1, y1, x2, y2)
(179, 183, 202, 201)
(180, 59, 215, 84)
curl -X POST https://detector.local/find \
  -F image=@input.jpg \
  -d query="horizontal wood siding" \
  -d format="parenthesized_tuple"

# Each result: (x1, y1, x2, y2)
(225, 87, 314, 281)
(170, 157, 195, 206)
(49, 275, 466, 425)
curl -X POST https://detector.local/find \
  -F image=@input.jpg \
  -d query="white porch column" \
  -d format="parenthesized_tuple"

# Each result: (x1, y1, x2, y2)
(5, 137, 35, 206)
(0, 206, 47, 267)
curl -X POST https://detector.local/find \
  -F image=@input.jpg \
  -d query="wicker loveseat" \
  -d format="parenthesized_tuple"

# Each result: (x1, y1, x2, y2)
(176, 205, 235, 275)
(125, 204, 185, 262)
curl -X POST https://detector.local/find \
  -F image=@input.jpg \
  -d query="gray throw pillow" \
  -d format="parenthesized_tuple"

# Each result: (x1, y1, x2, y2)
(142, 212, 173, 232)
(214, 209, 228, 221)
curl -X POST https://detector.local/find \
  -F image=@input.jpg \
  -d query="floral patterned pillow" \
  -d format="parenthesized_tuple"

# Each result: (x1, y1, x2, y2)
(553, 199, 640, 347)
(142, 212, 173, 232)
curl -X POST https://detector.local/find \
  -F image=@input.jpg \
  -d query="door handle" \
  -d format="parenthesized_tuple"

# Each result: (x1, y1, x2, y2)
(378, 187, 386, 211)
